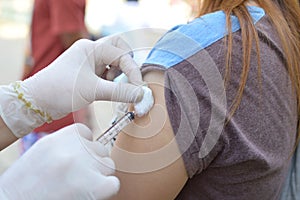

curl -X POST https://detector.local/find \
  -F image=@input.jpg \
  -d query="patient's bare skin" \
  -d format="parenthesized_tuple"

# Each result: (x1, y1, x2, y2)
(111, 70, 188, 200)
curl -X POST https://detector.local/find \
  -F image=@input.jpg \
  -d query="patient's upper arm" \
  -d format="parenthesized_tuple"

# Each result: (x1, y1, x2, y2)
(110, 70, 188, 200)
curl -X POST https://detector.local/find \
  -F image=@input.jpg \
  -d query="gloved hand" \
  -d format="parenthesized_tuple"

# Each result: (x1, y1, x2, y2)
(0, 36, 147, 137)
(110, 73, 154, 126)
(0, 123, 119, 200)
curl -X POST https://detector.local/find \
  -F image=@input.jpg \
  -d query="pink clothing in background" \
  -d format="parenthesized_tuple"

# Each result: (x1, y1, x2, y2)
(28, 0, 87, 133)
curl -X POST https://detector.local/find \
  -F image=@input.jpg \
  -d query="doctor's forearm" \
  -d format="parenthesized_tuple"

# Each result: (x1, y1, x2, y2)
(0, 116, 17, 150)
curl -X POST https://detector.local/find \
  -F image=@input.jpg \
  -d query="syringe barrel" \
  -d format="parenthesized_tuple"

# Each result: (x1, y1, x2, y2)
(97, 112, 135, 145)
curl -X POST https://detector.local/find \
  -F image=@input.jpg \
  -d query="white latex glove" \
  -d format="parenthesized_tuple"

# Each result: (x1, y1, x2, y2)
(0, 36, 148, 137)
(0, 123, 119, 200)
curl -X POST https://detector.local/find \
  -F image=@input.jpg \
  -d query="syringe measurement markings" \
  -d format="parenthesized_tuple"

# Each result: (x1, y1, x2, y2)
(97, 112, 135, 145)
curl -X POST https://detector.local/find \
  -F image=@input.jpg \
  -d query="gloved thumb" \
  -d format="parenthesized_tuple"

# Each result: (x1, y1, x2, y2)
(96, 78, 144, 103)
(95, 176, 120, 199)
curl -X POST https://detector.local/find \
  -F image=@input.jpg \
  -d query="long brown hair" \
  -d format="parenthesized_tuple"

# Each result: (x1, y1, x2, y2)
(196, 0, 300, 143)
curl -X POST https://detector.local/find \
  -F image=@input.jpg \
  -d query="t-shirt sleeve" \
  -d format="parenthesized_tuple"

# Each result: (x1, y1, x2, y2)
(49, 0, 86, 34)
(164, 59, 225, 178)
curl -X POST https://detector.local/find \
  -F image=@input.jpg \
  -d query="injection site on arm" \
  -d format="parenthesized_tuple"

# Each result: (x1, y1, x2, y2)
(97, 86, 154, 145)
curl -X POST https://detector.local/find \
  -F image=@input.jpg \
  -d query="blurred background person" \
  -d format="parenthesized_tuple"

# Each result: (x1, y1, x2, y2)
(20, 0, 90, 153)
(100, 0, 148, 37)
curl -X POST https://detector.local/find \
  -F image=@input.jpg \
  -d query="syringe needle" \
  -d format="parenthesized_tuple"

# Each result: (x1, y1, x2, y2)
(96, 112, 135, 145)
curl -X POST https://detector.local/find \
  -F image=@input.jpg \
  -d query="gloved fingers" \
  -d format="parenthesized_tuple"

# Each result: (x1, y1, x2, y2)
(94, 157, 116, 176)
(93, 35, 132, 52)
(104, 66, 122, 81)
(94, 176, 120, 199)
(95, 65, 108, 78)
(73, 123, 94, 141)
(118, 54, 145, 86)
(94, 37, 145, 85)
(110, 36, 134, 57)
(72, 123, 111, 158)
(74, 125, 115, 174)
(95, 79, 144, 103)
(110, 37, 144, 85)
(94, 40, 131, 71)
(82, 139, 110, 158)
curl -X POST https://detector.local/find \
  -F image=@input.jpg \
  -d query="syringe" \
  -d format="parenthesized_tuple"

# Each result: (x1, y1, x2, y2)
(96, 112, 135, 145)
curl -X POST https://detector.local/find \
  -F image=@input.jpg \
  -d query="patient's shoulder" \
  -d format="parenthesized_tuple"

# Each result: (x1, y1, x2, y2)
(110, 70, 188, 200)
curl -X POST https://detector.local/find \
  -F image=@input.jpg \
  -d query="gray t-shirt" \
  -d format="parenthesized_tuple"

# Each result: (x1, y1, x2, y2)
(142, 6, 297, 200)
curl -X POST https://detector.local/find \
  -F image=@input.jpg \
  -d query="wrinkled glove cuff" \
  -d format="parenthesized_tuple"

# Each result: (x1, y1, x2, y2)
(0, 82, 52, 138)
